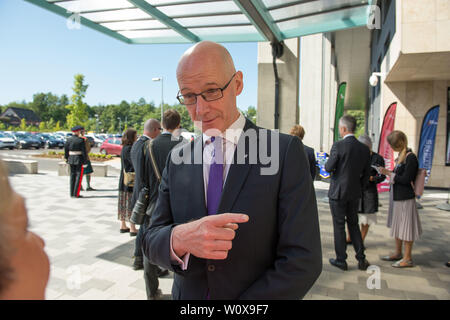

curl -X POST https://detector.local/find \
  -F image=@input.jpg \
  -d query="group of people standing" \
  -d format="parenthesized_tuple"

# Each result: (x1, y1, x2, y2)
(63, 125, 95, 198)
(117, 110, 186, 300)
(319, 115, 422, 270)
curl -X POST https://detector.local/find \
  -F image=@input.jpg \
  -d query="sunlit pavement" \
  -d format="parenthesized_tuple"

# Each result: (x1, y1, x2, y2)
(6, 166, 450, 300)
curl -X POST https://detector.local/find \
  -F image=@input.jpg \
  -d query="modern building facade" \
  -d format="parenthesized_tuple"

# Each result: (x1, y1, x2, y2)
(257, 0, 450, 188)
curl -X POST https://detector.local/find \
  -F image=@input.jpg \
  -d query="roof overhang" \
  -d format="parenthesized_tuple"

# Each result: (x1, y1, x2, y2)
(25, 0, 373, 44)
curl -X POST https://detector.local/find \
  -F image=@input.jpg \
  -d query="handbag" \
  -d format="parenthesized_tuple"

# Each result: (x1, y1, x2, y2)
(123, 170, 135, 187)
(405, 152, 427, 197)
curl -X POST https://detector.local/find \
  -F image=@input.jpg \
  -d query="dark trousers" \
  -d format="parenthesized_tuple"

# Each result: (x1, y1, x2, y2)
(138, 216, 159, 299)
(69, 164, 83, 197)
(329, 198, 366, 262)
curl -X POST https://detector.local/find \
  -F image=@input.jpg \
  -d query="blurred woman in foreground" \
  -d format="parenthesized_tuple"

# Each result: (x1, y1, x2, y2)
(0, 160, 50, 299)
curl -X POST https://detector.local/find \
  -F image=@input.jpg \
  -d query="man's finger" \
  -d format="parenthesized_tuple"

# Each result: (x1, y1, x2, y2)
(209, 213, 249, 227)
(223, 223, 239, 231)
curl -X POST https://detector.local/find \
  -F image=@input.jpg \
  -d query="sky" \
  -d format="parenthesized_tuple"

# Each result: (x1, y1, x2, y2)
(0, 0, 258, 110)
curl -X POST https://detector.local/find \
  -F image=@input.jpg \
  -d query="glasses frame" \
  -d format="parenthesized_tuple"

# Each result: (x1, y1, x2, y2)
(176, 73, 237, 105)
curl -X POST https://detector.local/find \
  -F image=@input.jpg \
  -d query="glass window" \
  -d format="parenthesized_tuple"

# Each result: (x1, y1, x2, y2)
(101, 20, 166, 31)
(81, 8, 150, 23)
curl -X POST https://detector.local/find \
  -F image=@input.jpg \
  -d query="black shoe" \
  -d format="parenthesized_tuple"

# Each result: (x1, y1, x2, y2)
(133, 256, 143, 270)
(329, 258, 348, 271)
(130, 232, 138, 237)
(358, 259, 370, 271)
(86, 187, 95, 191)
(158, 269, 169, 277)
(120, 228, 130, 233)
(149, 289, 162, 300)
(446, 262, 450, 268)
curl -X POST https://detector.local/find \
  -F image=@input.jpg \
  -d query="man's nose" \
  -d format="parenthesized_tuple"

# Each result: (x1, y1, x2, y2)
(195, 95, 209, 118)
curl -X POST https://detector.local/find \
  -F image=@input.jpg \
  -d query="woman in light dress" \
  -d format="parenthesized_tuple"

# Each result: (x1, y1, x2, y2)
(379, 131, 422, 268)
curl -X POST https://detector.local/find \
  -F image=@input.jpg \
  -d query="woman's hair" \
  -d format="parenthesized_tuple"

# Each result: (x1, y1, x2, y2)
(290, 125, 305, 140)
(387, 130, 408, 164)
(0, 160, 14, 296)
(121, 128, 137, 146)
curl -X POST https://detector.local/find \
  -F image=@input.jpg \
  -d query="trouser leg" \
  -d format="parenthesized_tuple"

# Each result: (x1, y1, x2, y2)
(70, 164, 77, 197)
(329, 199, 347, 262)
(134, 222, 144, 257)
(141, 216, 159, 298)
(346, 199, 366, 261)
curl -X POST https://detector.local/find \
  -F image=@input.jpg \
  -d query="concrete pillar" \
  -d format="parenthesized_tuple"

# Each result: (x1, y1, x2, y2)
(256, 38, 299, 134)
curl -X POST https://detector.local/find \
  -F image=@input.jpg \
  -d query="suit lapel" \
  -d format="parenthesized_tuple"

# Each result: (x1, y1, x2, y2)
(190, 137, 207, 218)
(218, 119, 255, 213)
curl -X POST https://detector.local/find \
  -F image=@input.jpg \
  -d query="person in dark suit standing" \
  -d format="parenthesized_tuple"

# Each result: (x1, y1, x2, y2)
(142, 41, 322, 300)
(346, 135, 385, 244)
(289, 124, 316, 181)
(325, 115, 371, 271)
(64, 125, 88, 198)
(130, 118, 161, 271)
(140, 109, 184, 300)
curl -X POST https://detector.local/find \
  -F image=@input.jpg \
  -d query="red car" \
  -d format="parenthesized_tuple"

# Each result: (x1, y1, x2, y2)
(99, 137, 122, 156)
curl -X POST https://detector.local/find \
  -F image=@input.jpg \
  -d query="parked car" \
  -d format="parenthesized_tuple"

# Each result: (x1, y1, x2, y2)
(99, 138, 122, 156)
(12, 133, 41, 149)
(43, 136, 65, 149)
(1, 132, 20, 149)
(0, 132, 17, 149)
(85, 134, 103, 147)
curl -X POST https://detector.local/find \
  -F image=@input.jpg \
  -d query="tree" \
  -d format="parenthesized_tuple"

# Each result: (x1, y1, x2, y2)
(347, 110, 365, 138)
(66, 74, 89, 129)
(20, 118, 27, 131)
(242, 106, 257, 124)
(39, 121, 46, 131)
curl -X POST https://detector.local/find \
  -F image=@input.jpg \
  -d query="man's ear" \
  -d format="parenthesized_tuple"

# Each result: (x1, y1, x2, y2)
(234, 71, 244, 96)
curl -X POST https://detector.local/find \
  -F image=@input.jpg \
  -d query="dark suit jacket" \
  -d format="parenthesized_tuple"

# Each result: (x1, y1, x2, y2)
(147, 133, 184, 203)
(130, 135, 150, 210)
(325, 135, 371, 201)
(304, 144, 316, 180)
(64, 135, 87, 166)
(143, 119, 322, 300)
(392, 150, 418, 201)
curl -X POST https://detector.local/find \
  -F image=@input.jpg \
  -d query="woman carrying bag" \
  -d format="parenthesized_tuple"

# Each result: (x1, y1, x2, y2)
(118, 128, 138, 236)
(379, 130, 422, 268)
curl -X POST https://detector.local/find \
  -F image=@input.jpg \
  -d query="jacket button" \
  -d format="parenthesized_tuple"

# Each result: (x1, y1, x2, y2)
(208, 265, 215, 272)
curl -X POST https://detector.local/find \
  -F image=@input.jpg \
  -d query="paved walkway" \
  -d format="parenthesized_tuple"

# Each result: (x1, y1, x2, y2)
(6, 165, 450, 300)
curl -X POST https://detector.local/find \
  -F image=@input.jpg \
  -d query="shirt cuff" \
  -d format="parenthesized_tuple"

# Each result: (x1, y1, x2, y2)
(170, 229, 190, 270)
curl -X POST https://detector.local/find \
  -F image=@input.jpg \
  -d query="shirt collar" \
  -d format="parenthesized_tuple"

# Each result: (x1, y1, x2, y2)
(202, 112, 246, 145)
(343, 133, 355, 139)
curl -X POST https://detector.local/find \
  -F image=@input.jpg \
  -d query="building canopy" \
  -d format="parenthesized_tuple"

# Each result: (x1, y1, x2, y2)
(26, 0, 372, 44)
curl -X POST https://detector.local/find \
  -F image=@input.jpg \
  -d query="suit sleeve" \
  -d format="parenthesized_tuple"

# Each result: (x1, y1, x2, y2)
(373, 155, 386, 184)
(309, 149, 316, 180)
(239, 137, 322, 300)
(324, 143, 339, 173)
(142, 153, 183, 273)
(81, 139, 88, 165)
(360, 148, 371, 191)
(64, 140, 69, 161)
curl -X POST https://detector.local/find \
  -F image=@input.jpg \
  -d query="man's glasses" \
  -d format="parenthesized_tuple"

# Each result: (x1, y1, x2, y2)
(177, 73, 236, 105)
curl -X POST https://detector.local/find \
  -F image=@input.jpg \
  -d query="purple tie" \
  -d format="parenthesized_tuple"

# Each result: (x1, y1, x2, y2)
(207, 136, 223, 215)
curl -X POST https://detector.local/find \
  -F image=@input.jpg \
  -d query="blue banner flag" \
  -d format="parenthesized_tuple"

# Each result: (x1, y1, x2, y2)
(316, 152, 330, 179)
(418, 105, 440, 184)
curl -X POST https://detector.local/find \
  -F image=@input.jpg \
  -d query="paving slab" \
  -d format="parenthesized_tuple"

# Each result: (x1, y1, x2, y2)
(7, 169, 450, 300)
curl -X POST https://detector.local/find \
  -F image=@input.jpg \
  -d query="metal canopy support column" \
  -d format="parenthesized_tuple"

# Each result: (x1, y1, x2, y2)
(233, 0, 283, 44)
(126, 0, 200, 43)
